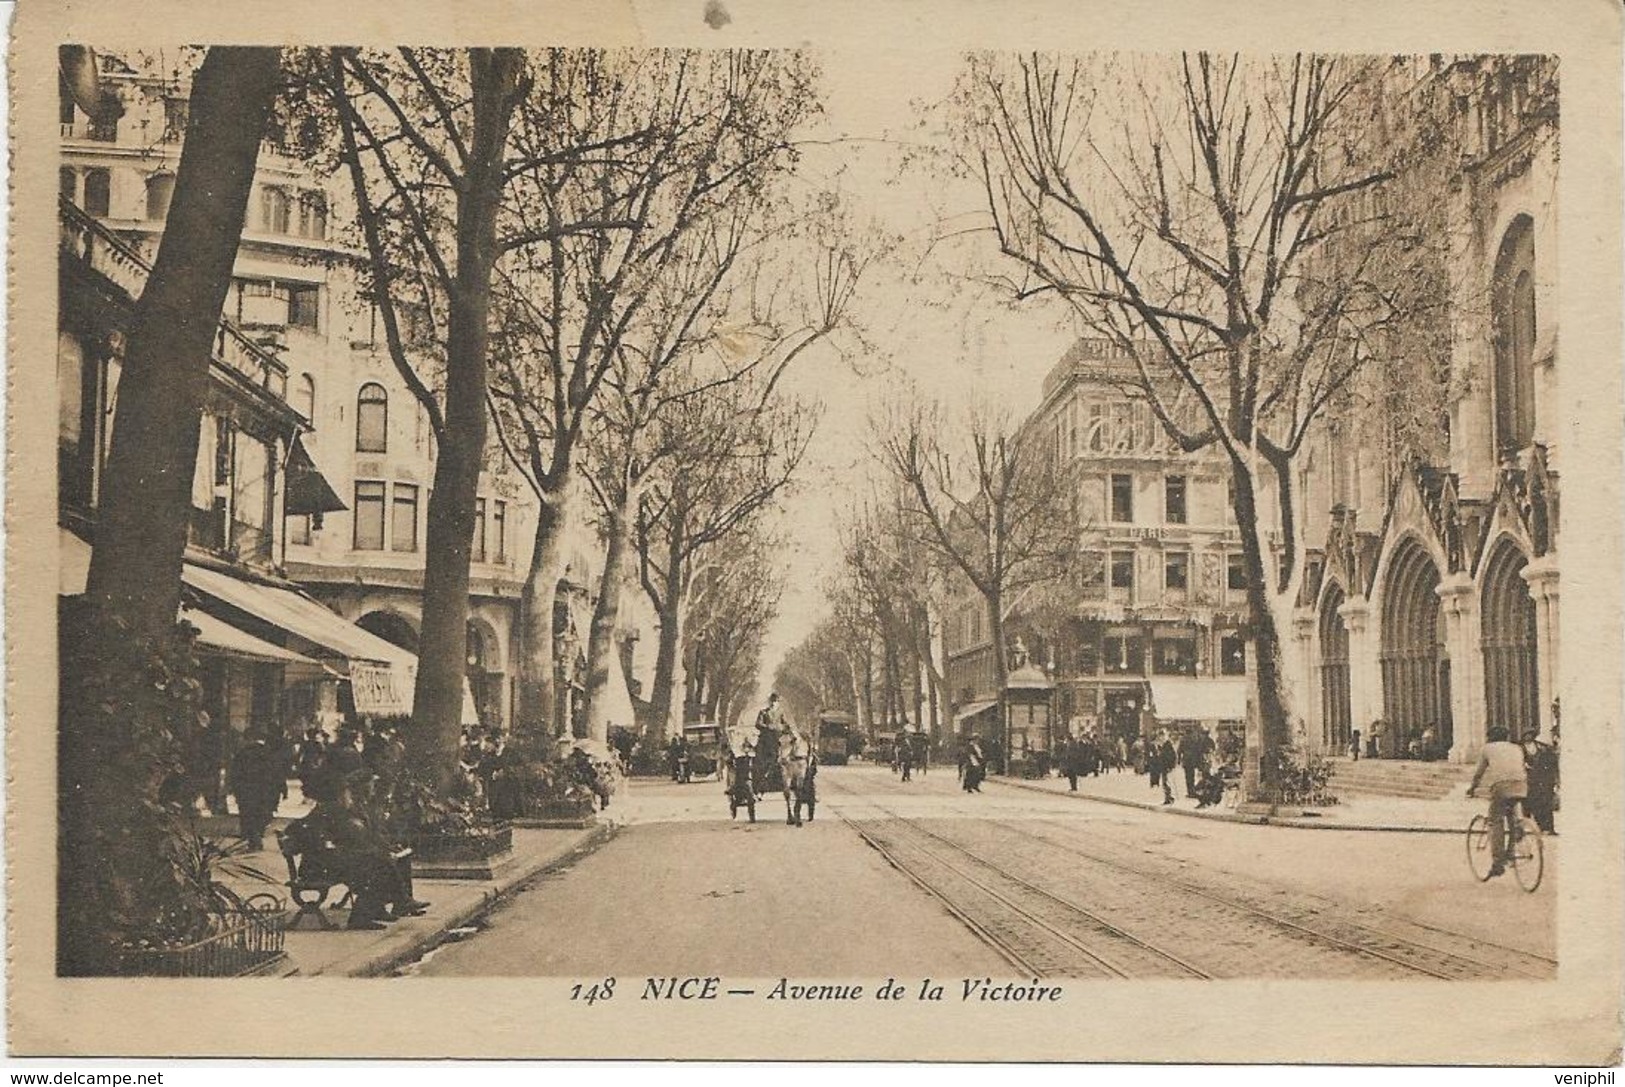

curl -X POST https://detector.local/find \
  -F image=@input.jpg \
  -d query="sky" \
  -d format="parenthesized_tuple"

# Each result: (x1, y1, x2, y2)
(753, 47, 1080, 686)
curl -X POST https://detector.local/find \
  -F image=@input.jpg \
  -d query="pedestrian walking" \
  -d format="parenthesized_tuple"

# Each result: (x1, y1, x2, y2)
(899, 730, 915, 782)
(1349, 728, 1362, 762)
(1153, 730, 1177, 805)
(1520, 726, 1559, 834)
(228, 729, 285, 851)
(961, 735, 987, 793)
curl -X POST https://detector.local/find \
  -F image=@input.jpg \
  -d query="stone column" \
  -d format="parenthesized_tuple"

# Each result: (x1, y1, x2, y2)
(1292, 610, 1319, 753)
(1436, 573, 1481, 762)
(1339, 597, 1375, 740)
(1521, 555, 1561, 737)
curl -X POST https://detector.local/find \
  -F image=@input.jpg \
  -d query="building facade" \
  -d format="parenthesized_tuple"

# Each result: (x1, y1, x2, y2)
(58, 50, 603, 739)
(1293, 56, 1560, 763)
(942, 338, 1260, 757)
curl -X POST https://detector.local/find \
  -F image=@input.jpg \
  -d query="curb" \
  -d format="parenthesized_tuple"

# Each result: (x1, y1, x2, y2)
(307, 820, 618, 978)
(987, 776, 1465, 834)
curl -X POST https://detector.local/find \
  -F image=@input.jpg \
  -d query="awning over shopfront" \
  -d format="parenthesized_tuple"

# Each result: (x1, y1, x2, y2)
(180, 606, 320, 666)
(181, 562, 403, 665)
(953, 699, 998, 724)
(1148, 677, 1248, 722)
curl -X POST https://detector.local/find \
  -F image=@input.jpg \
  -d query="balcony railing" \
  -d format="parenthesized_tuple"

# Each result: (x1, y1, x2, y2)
(61, 119, 119, 142)
(60, 196, 290, 398)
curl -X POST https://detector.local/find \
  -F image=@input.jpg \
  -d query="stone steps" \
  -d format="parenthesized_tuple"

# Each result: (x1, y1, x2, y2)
(1326, 758, 1474, 800)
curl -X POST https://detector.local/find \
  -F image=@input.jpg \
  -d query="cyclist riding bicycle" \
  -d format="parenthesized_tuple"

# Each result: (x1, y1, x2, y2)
(1466, 725, 1529, 878)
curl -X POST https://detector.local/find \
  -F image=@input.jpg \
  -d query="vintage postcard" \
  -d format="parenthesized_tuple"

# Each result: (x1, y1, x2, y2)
(7, 0, 1622, 1064)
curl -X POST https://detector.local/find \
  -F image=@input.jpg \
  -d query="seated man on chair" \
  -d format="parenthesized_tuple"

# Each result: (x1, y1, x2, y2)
(305, 776, 428, 929)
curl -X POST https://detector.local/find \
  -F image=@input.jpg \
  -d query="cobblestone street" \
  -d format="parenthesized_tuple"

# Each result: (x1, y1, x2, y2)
(410, 767, 1555, 979)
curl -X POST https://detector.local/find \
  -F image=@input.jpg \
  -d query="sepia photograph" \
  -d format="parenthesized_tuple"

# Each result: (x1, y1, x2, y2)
(8, 0, 1622, 1065)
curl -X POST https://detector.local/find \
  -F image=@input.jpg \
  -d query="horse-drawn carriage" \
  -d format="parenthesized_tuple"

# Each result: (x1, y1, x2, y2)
(681, 722, 722, 781)
(721, 722, 816, 825)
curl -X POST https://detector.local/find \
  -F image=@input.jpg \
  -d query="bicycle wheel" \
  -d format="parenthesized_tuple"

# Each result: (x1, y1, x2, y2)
(1466, 815, 1495, 882)
(1511, 816, 1544, 893)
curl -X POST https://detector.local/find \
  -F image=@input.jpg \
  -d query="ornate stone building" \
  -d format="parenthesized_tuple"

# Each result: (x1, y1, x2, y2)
(1293, 56, 1559, 762)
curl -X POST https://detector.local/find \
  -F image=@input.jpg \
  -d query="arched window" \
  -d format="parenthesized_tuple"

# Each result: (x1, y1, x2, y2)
(294, 374, 316, 428)
(356, 382, 388, 453)
(1492, 216, 1538, 456)
(145, 173, 175, 221)
(82, 168, 111, 217)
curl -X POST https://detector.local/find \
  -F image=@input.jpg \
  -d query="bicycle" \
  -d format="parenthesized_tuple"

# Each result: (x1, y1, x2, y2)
(1466, 797, 1543, 892)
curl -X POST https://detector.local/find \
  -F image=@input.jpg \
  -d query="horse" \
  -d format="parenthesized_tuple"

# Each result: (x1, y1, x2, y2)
(778, 728, 816, 826)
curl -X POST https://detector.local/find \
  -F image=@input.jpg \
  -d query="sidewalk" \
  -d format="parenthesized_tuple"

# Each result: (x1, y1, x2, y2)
(989, 767, 1483, 832)
(209, 798, 616, 977)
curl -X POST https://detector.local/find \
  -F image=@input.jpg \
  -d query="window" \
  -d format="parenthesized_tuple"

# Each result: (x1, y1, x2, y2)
(287, 284, 320, 330)
(1220, 635, 1247, 676)
(473, 498, 488, 562)
(1103, 635, 1145, 675)
(1493, 216, 1538, 455)
(297, 192, 328, 240)
(391, 483, 419, 552)
(59, 168, 76, 202)
(294, 374, 316, 427)
(1110, 550, 1135, 590)
(289, 515, 312, 546)
(1110, 473, 1133, 523)
(1227, 552, 1248, 592)
(1078, 551, 1105, 598)
(145, 173, 175, 220)
(1164, 551, 1189, 592)
(1165, 474, 1187, 524)
(354, 481, 386, 550)
(260, 186, 291, 234)
(356, 383, 388, 452)
(493, 500, 508, 563)
(1153, 638, 1196, 676)
(83, 168, 110, 217)
(163, 98, 189, 142)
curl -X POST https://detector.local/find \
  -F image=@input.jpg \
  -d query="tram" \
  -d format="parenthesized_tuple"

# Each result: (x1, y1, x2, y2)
(815, 711, 854, 765)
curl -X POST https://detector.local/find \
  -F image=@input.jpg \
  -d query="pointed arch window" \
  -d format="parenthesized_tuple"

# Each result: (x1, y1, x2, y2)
(1493, 216, 1538, 456)
(356, 382, 388, 453)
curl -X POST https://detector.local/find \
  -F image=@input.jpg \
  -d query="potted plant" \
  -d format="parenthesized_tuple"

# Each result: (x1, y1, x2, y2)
(115, 823, 289, 977)
(386, 759, 515, 880)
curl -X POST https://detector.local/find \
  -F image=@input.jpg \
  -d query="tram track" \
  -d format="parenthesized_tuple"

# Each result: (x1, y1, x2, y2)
(998, 817, 1554, 980)
(824, 779, 1211, 978)
(825, 771, 1554, 980)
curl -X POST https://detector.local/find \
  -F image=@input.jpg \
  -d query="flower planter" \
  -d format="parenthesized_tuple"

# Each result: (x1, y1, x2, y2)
(407, 822, 515, 880)
(116, 910, 290, 978)
(514, 798, 598, 830)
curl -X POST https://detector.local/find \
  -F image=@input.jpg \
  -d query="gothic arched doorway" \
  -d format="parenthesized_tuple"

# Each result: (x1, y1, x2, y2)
(1380, 539, 1450, 756)
(1481, 539, 1540, 741)
(1318, 584, 1352, 752)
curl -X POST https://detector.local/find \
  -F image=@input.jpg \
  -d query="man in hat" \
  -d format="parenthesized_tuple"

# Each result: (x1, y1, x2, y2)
(228, 728, 286, 851)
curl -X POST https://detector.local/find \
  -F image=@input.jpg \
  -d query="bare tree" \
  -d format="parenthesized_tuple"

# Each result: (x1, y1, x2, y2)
(878, 398, 1085, 715)
(955, 53, 1449, 796)
(482, 49, 823, 735)
(65, 46, 282, 975)
(635, 387, 816, 737)
(319, 47, 528, 782)
(684, 525, 784, 729)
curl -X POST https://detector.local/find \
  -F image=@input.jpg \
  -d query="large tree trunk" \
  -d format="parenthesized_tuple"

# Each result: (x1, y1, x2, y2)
(83, 48, 278, 648)
(516, 480, 570, 736)
(66, 47, 281, 976)
(409, 49, 525, 789)
(1231, 455, 1295, 802)
(987, 589, 1010, 766)
(583, 493, 633, 740)
(646, 524, 688, 739)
